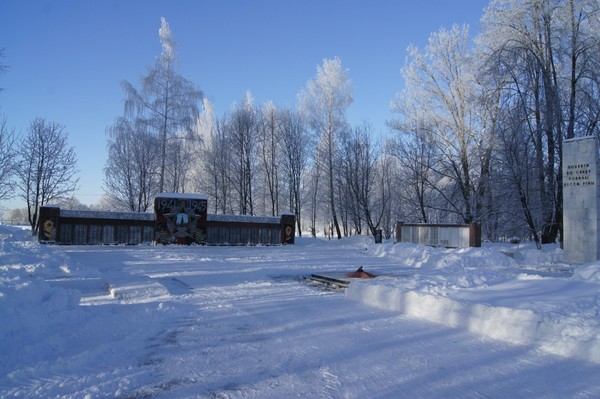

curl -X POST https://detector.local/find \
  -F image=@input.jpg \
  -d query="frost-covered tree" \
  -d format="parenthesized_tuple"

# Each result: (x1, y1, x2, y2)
(299, 57, 353, 239)
(121, 17, 203, 193)
(16, 118, 79, 234)
(391, 25, 494, 225)
(190, 98, 215, 194)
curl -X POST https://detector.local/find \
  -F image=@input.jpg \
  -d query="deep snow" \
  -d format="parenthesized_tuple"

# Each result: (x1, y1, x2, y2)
(1, 224, 600, 398)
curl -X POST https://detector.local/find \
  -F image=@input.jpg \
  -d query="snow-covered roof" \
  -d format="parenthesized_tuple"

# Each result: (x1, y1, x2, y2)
(155, 192, 208, 200)
(207, 214, 281, 224)
(59, 209, 155, 221)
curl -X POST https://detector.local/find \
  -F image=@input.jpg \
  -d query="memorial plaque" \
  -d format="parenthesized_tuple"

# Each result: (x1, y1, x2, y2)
(154, 193, 208, 245)
(562, 136, 600, 263)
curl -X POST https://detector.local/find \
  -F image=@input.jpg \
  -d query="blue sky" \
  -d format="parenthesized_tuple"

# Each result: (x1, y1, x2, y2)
(0, 0, 487, 209)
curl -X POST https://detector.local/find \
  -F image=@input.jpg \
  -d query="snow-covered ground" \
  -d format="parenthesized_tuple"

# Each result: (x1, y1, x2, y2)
(1, 223, 600, 398)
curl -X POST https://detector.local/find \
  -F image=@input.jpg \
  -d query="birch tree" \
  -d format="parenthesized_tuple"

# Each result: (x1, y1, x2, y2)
(121, 17, 203, 193)
(299, 57, 353, 239)
(189, 99, 214, 194)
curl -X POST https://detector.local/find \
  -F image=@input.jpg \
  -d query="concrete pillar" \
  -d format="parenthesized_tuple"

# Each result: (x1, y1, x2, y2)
(562, 137, 599, 263)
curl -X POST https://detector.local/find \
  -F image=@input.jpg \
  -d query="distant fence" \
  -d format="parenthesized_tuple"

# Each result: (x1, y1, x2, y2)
(396, 222, 481, 248)
(38, 193, 295, 246)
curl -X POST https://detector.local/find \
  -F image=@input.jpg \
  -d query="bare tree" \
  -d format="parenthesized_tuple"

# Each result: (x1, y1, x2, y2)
(279, 108, 310, 235)
(341, 123, 389, 236)
(0, 115, 17, 202)
(104, 117, 160, 212)
(378, 146, 397, 239)
(16, 118, 79, 234)
(299, 57, 353, 239)
(388, 123, 438, 223)
(228, 92, 258, 215)
(202, 116, 233, 214)
(339, 130, 363, 234)
(258, 102, 281, 216)
(496, 105, 545, 244)
(121, 17, 203, 193)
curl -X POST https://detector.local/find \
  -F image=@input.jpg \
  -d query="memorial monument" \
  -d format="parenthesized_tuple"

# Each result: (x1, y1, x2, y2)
(562, 136, 600, 263)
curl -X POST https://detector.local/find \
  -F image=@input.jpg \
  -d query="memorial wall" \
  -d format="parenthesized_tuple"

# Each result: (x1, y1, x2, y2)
(38, 193, 295, 246)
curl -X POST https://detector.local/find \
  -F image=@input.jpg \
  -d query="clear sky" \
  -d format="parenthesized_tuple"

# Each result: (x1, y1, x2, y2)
(0, 0, 487, 210)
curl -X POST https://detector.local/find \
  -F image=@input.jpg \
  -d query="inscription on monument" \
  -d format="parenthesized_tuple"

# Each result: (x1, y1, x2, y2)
(564, 163, 596, 187)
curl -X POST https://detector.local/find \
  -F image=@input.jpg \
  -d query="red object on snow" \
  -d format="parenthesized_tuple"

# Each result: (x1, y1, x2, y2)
(345, 266, 376, 279)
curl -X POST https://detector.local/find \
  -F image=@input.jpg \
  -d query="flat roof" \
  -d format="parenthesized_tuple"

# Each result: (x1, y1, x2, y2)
(155, 193, 208, 200)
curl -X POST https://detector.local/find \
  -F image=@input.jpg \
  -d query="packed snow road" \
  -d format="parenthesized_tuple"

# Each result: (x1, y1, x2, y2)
(1, 231, 600, 398)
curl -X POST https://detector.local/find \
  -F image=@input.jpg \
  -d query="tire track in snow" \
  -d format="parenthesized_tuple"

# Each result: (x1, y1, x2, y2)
(319, 366, 342, 399)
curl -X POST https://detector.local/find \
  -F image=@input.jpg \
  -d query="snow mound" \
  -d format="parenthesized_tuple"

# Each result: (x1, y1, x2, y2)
(347, 242, 600, 364)
(347, 281, 538, 344)
(368, 242, 519, 292)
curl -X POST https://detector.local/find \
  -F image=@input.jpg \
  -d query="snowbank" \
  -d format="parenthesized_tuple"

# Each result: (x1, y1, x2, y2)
(0, 226, 86, 375)
(347, 241, 600, 363)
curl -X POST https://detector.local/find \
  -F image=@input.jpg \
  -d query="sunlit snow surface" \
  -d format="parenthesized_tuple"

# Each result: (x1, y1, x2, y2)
(1, 224, 600, 398)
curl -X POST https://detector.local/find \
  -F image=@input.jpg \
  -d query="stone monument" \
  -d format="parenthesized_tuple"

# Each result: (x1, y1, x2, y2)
(562, 136, 600, 263)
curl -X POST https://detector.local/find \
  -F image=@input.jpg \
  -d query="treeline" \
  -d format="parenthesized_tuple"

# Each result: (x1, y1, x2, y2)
(82, 1, 600, 243)
(104, 1, 600, 243)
